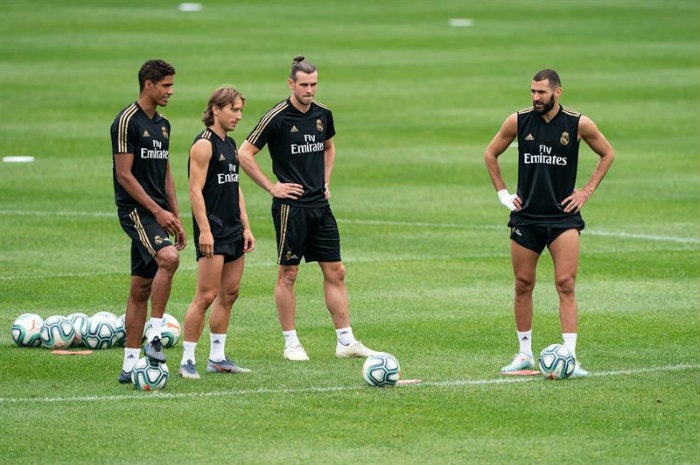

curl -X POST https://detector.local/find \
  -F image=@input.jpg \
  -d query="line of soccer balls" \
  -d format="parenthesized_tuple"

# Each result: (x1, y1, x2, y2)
(10, 311, 181, 351)
(11, 311, 575, 389)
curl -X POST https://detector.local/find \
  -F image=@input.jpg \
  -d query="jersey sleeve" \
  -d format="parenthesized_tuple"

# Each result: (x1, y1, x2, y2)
(326, 110, 336, 139)
(111, 108, 138, 155)
(246, 115, 276, 150)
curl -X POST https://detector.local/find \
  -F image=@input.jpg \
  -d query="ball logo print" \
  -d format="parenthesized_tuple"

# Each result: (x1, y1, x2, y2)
(538, 344, 576, 380)
(362, 353, 401, 387)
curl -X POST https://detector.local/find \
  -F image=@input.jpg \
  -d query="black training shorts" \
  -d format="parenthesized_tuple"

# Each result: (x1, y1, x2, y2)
(195, 238, 244, 262)
(118, 207, 173, 278)
(272, 203, 341, 265)
(509, 224, 581, 255)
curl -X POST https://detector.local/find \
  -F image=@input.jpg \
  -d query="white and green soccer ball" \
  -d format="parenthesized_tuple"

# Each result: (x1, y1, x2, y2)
(39, 315, 75, 350)
(362, 352, 401, 387)
(131, 357, 169, 391)
(538, 343, 576, 380)
(67, 312, 89, 347)
(81, 315, 116, 350)
(113, 314, 126, 347)
(143, 313, 181, 348)
(94, 311, 119, 325)
(11, 313, 43, 347)
(160, 313, 181, 348)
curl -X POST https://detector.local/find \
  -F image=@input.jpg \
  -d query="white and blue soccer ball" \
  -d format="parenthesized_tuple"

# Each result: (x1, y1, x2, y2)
(143, 313, 181, 348)
(113, 314, 126, 347)
(362, 352, 401, 387)
(81, 315, 116, 350)
(39, 315, 75, 350)
(67, 312, 89, 347)
(538, 343, 576, 380)
(11, 313, 43, 347)
(160, 313, 181, 348)
(94, 311, 119, 325)
(131, 357, 169, 391)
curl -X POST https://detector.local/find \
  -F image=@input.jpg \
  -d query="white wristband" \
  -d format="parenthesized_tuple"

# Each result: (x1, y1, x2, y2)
(497, 189, 517, 211)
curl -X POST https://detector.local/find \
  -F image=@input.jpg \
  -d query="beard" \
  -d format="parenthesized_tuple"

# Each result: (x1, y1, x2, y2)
(533, 95, 555, 114)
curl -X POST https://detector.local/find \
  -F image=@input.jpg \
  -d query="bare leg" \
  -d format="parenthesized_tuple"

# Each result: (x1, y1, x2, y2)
(548, 229, 580, 333)
(510, 241, 540, 332)
(125, 276, 152, 349)
(149, 245, 180, 319)
(319, 261, 351, 329)
(183, 255, 224, 344)
(209, 255, 244, 334)
(275, 265, 299, 331)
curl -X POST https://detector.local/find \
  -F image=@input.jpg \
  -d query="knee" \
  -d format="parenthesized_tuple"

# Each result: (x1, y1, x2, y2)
(220, 286, 240, 307)
(156, 247, 180, 273)
(195, 289, 218, 309)
(514, 274, 535, 295)
(278, 267, 298, 287)
(325, 263, 346, 284)
(555, 275, 576, 296)
(131, 280, 152, 302)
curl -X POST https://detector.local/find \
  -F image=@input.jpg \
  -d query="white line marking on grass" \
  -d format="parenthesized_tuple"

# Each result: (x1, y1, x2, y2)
(427, 364, 700, 388)
(587, 229, 699, 244)
(0, 364, 696, 405)
(0, 209, 114, 218)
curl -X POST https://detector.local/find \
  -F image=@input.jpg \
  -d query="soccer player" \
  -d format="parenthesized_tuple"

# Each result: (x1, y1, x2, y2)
(484, 69, 615, 377)
(110, 59, 187, 384)
(238, 56, 379, 361)
(178, 86, 255, 379)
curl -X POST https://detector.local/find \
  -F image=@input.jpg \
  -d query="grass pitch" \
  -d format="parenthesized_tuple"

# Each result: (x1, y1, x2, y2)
(0, 1, 698, 464)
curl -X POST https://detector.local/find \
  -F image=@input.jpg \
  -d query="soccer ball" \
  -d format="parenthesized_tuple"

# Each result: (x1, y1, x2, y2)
(11, 313, 43, 347)
(160, 313, 181, 348)
(113, 314, 126, 347)
(82, 315, 116, 350)
(538, 343, 576, 380)
(143, 313, 181, 348)
(362, 353, 401, 387)
(39, 315, 75, 350)
(67, 312, 89, 347)
(94, 311, 119, 324)
(131, 357, 169, 391)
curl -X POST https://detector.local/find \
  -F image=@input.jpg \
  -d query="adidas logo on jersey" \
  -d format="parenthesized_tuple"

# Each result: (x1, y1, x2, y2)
(143, 130, 151, 137)
(219, 154, 226, 162)
(525, 133, 534, 141)
(290, 125, 299, 133)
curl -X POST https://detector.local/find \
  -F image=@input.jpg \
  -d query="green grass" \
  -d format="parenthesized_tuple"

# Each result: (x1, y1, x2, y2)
(1, 0, 699, 464)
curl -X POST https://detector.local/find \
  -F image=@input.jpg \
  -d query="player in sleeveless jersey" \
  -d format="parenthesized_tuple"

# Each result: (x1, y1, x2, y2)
(110, 59, 187, 384)
(179, 86, 255, 379)
(238, 56, 380, 361)
(484, 69, 615, 377)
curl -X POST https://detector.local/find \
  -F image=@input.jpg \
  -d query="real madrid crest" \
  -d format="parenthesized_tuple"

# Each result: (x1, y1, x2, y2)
(161, 126, 169, 139)
(560, 131, 570, 146)
(316, 119, 323, 132)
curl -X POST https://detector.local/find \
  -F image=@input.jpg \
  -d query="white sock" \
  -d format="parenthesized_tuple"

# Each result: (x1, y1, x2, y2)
(181, 341, 197, 365)
(283, 330, 300, 348)
(562, 333, 578, 358)
(123, 348, 140, 372)
(148, 317, 163, 341)
(335, 327, 357, 346)
(210, 333, 227, 361)
(517, 330, 533, 357)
